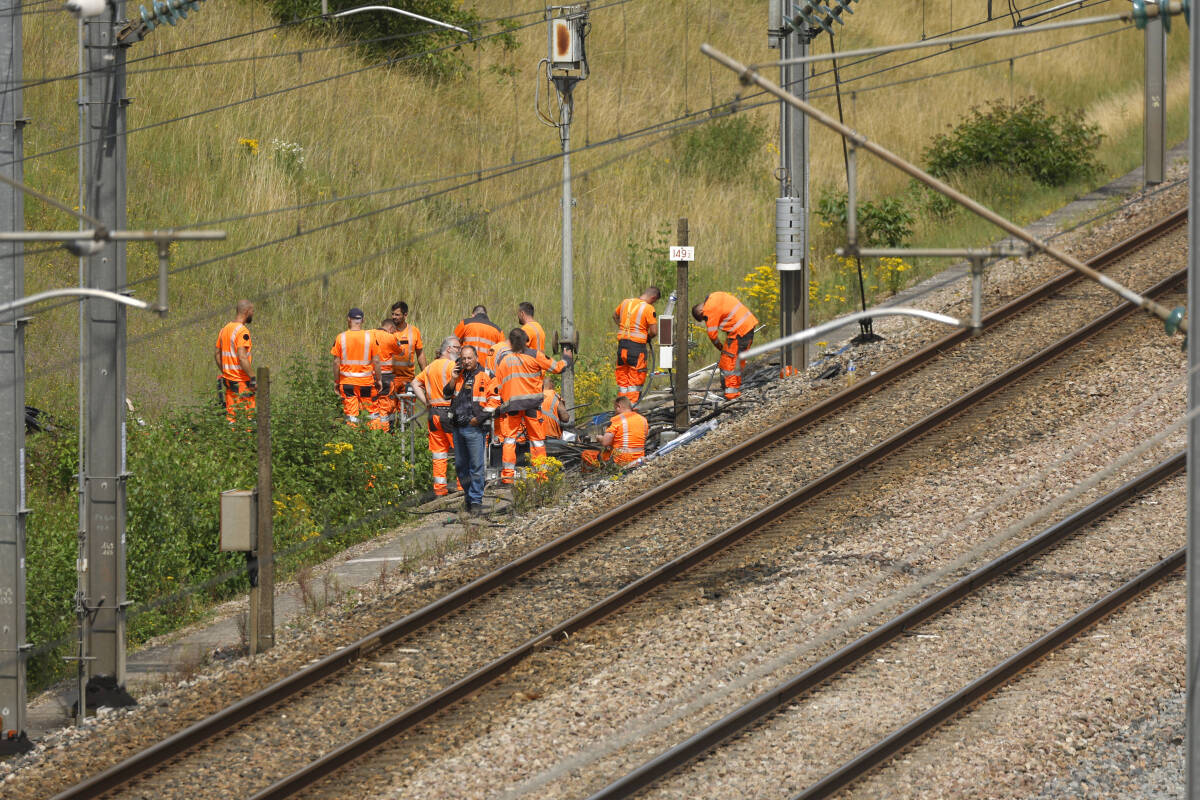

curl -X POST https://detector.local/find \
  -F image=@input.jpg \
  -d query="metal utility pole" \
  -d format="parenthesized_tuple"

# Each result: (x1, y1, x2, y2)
(539, 6, 588, 424)
(673, 218, 689, 431)
(1144, 9, 1166, 186)
(251, 367, 274, 655)
(557, 76, 576, 420)
(0, 0, 29, 754)
(80, 1, 135, 711)
(1187, 2, 1199, 795)
(771, 0, 810, 372)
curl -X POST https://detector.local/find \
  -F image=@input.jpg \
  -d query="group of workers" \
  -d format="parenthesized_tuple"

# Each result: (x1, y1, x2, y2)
(215, 286, 760, 508)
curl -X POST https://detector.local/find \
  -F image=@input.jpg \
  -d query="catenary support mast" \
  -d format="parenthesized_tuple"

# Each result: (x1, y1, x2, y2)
(0, 0, 28, 753)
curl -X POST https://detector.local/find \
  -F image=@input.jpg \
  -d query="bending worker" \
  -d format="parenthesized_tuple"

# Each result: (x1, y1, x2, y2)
(331, 307, 382, 427)
(215, 299, 255, 421)
(540, 375, 570, 439)
(442, 345, 497, 516)
(492, 328, 572, 483)
(413, 337, 460, 497)
(582, 396, 648, 469)
(692, 291, 758, 401)
(613, 287, 660, 405)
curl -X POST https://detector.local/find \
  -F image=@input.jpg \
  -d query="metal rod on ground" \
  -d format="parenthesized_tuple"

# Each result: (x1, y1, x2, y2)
(254, 367, 273, 655)
(674, 217, 689, 430)
(700, 42, 1188, 336)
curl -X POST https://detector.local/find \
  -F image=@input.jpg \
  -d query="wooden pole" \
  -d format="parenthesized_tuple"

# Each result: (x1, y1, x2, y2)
(253, 366, 274, 654)
(673, 218, 689, 431)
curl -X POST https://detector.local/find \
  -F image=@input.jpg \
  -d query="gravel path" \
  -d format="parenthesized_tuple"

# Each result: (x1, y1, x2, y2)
(0, 177, 1187, 800)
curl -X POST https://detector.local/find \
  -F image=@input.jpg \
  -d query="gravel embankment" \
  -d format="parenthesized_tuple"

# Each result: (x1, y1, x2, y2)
(0, 178, 1187, 800)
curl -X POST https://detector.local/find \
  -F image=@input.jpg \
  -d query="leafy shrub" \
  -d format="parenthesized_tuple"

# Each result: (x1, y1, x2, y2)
(23, 356, 428, 689)
(923, 97, 1102, 187)
(626, 223, 676, 296)
(674, 114, 766, 184)
(511, 456, 564, 512)
(265, 0, 504, 79)
(740, 263, 779, 335)
(815, 189, 915, 248)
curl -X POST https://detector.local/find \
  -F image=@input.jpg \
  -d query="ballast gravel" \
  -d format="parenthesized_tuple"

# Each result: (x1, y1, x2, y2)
(0, 174, 1189, 800)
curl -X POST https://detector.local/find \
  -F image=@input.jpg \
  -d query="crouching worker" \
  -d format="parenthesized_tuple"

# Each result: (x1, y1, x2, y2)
(582, 396, 648, 470)
(443, 346, 497, 515)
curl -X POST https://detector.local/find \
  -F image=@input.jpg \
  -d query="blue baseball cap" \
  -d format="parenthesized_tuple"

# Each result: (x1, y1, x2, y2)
(347, 307, 364, 320)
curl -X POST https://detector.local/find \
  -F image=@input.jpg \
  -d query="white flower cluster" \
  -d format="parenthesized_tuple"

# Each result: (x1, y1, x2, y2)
(271, 138, 305, 170)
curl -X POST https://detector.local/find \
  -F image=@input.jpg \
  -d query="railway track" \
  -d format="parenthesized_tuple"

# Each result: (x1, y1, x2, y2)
(584, 454, 1186, 800)
(46, 209, 1186, 800)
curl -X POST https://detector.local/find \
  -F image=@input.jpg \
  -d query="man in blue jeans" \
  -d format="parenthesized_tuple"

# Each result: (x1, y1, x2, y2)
(442, 345, 497, 515)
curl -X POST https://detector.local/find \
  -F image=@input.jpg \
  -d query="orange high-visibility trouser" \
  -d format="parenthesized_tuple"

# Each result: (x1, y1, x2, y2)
(222, 379, 256, 422)
(496, 408, 546, 482)
(581, 449, 640, 470)
(428, 410, 455, 494)
(615, 339, 647, 404)
(718, 332, 753, 400)
(369, 378, 395, 431)
(339, 384, 375, 427)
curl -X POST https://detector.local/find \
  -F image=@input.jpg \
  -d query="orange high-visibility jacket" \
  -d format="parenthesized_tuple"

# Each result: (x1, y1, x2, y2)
(521, 319, 547, 355)
(444, 368, 500, 415)
(541, 389, 564, 438)
(372, 329, 401, 375)
(493, 348, 567, 411)
(331, 329, 377, 386)
(699, 291, 757, 342)
(615, 298, 656, 343)
(391, 324, 423, 381)
(414, 357, 456, 407)
(217, 322, 253, 381)
(605, 410, 648, 457)
(454, 314, 504, 365)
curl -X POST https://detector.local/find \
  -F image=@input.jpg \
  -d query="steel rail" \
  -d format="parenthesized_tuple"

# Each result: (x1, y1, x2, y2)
(795, 547, 1187, 799)
(248, 259, 1189, 797)
(53, 210, 1185, 800)
(586, 452, 1186, 799)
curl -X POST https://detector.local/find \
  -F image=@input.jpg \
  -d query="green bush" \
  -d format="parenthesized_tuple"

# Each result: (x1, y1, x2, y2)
(265, 0, 507, 79)
(674, 114, 766, 184)
(815, 188, 915, 248)
(23, 356, 429, 689)
(626, 222, 676, 296)
(923, 97, 1102, 188)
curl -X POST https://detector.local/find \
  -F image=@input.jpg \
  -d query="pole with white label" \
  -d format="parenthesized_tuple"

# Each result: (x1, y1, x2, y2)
(671, 223, 691, 431)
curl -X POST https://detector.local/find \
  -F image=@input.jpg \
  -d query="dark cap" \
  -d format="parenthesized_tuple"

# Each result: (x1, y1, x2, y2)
(347, 307, 364, 320)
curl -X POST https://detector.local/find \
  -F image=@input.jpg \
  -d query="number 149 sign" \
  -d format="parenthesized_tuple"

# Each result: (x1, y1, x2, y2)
(669, 246, 695, 262)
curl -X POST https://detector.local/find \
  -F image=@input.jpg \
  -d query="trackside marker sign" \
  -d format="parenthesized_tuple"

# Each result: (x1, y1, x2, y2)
(670, 246, 695, 262)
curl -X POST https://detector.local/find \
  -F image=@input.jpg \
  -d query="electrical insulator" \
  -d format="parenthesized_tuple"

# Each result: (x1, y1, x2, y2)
(790, 0, 859, 37)
(119, 0, 205, 44)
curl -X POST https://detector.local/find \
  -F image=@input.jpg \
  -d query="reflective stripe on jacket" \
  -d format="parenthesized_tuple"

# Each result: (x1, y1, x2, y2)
(494, 349, 566, 411)
(217, 321, 252, 381)
(615, 298, 656, 343)
(415, 357, 456, 407)
(372, 329, 400, 375)
(454, 315, 504, 363)
(392, 324, 422, 381)
(542, 389, 563, 438)
(606, 410, 648, 456)
(700, 291, 757, 341)
(443, 367, 499, 423)
(521, 320, 547, 355)
(331, 329, 376, 385)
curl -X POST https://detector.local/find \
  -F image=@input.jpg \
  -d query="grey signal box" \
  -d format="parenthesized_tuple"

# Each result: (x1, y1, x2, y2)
(219, 489, 257, 552)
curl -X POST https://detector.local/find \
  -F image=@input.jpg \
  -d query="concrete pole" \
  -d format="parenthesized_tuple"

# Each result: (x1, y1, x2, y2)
(777, 7, 809, 372)
(0, 0, 28, 753)
(1144, 11, 1166, 186)
(81, 1, 134, 710)
(1187, 3, 1199, 796)
(673, 218, 689, 430)
(557, 79, 576, 424)
(253, 367, 273, 655)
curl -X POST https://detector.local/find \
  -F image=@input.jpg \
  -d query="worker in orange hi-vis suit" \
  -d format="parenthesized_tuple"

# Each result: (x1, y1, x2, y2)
(454, 305, 504, 371)
(492, 328, 573, 484)
(390, 300, 425, 420)
(331, 307, 382, 427)
(369, 319, 402, 431)
(413, 337, 461, 496)
(516, 301, 547, 355)
(612, 287, 661, 405)
(214, 299, 256, 422)
(692, 291, 758, 400)
(582, 396, 648, 470)
(540, 375, 570, 440)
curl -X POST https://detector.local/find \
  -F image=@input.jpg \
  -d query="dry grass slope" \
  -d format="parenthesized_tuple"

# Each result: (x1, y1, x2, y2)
(18, 0, 1190, 410)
